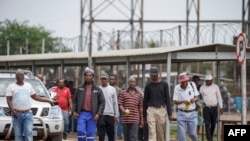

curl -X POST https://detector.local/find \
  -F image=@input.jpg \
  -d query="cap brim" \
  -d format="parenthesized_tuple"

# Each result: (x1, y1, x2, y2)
(100, 76, 108, 78)
(179, 77, 189, 83)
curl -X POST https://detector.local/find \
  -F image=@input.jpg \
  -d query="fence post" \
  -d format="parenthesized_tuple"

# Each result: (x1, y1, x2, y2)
(7, 40, 10, 55)
(42, 39, 45, 54)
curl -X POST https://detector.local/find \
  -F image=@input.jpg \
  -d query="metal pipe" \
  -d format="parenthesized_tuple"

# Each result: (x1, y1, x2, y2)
(88, 0, 93, 67)
(197, 0, 200, 44)
(61, 59, 64, 79)
(126, 57, 130, 86)
(117, 30, 120, 50)
(42, 39, 45, 54)
(241, 0, 247, 125)
(79, 0, 83, 52)
(140, 0, 144, 48)
(83, 19, 242, 23)
(142, 63, 145, 88)
(4, 122, 13, 140)
(186, 0, 189, 45)
(216, 60, 221, 141)
(33, 116, 48, 140)
(7, 40, 9, 55)
(212, 23, 215, 43)
(166, 52, 172, 141)
(178, 25, 182, 46)
(131, 0, 134, 49)
(160, 30, 163, 46)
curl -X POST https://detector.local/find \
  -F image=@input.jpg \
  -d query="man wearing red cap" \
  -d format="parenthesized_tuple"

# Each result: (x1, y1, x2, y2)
(173, 72, 199, 141)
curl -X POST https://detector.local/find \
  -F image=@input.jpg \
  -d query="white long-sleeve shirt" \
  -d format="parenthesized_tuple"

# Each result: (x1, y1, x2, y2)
(99, 85, 119, 117)
(199, 83, 223, 108)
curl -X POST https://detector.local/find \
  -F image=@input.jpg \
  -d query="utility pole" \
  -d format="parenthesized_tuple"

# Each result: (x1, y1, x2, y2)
(241, 0, 249, 125)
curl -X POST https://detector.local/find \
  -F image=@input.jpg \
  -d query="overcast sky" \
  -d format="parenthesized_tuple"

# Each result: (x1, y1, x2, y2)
(0, 0, 243, 38)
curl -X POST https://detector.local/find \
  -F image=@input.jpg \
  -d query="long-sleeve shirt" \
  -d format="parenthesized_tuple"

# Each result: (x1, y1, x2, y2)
(143, 80, 172, 118)
(199, 83, 223, 108)
(99, 85, 119, 117)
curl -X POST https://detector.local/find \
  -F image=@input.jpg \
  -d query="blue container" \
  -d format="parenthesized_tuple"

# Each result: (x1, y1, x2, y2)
(235, 97, 242, 112)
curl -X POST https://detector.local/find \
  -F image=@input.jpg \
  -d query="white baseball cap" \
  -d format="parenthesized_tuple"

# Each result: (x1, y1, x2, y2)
(205, 75, 213, 80)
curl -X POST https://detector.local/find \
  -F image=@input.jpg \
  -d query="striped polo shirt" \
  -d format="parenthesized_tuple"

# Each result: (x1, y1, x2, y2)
(118, 90, 143, 124)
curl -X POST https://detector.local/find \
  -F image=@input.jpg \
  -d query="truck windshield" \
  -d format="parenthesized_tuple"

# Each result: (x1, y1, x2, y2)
(0, 78, 49, 98)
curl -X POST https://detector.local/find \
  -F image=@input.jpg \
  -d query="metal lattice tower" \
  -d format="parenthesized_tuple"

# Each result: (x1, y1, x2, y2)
(80, 0, 144, 67)
(80, 0, 248, 67)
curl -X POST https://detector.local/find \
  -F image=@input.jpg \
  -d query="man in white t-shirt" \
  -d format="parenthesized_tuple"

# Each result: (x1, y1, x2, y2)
(173, 73, 199, 141)
(6, 69, 55, 141)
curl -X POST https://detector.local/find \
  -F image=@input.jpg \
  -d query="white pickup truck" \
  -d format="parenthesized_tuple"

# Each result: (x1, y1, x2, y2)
(0, 71, 64, 141)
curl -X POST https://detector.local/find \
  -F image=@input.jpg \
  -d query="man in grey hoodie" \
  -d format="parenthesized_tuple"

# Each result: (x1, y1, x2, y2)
(97, 71, 119, 141)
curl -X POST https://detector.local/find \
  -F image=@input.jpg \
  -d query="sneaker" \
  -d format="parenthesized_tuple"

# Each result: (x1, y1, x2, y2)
(63, 133, 67, 140)
(117, 136, 123, 139)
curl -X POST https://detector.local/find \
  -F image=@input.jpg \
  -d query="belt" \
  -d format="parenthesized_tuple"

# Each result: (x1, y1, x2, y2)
(204, 105, 217, 109)
(81, 109, 91, 112)
(15, 109, 31, 113)
(150, 105, 165, 108)
(178, 109, 196, 113)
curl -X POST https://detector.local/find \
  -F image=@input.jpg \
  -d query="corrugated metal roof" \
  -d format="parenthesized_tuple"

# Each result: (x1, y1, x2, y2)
(0, 43, 241, 62)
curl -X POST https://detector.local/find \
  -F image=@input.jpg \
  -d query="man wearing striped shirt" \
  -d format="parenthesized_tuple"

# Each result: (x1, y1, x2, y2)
(118, 76, 144, 141)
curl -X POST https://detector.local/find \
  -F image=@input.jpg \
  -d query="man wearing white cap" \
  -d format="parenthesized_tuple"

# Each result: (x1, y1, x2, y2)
(200, 74, 223, 141)
(173, 72, 199, 141)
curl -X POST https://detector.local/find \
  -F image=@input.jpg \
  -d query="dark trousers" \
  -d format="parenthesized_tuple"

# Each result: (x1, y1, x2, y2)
(123, 123, 138, 141)
(138, 124, 148, 141)
(68, 115, 77, 132)
(203, 106, 218, 141)
(97, 115, 115, 141)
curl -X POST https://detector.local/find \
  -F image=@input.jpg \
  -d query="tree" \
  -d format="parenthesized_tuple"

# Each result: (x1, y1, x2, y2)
(0, 19, 70, 55)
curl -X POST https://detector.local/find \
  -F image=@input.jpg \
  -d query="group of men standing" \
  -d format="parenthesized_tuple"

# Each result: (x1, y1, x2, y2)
(6, 66, 223, 141)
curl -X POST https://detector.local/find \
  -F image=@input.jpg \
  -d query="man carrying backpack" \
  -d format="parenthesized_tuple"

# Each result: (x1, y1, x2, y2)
(173, 73, 199, 141)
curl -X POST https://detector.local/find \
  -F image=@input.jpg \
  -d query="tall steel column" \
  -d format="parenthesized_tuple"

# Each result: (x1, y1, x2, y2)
(241, 0, 249, 125)
(186, 0, 200, 45)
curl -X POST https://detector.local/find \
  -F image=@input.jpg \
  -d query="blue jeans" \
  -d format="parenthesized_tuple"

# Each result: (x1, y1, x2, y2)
(13, 110, 33, 141)
(177, 110, 198, 141)
(62, 110, 69, 135)
(77, 112, 97, 141)
(116, 114, 122, 137)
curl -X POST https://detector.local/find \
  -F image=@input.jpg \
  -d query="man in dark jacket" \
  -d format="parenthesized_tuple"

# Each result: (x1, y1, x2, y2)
(73, 67, 105, 141)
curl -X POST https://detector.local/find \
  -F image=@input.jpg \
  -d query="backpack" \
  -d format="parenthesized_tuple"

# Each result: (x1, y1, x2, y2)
(190, 82, 203, 110)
